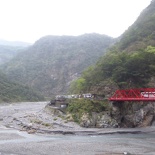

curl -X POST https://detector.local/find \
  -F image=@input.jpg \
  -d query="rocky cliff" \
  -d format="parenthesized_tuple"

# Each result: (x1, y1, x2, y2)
(77, 102, 155, 128)
(112, 102, 155, 127)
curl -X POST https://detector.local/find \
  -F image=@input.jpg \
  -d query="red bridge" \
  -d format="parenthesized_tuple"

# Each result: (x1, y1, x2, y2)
(109, 88, 155, 101)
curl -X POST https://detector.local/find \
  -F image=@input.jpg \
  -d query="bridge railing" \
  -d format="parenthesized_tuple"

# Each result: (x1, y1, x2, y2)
(109, 88, 155, 101)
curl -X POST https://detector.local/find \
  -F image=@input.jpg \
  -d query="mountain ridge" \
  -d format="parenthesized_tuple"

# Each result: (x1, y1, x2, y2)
(0, 71, 44, 102)
(2, 33, 115, 97)
(116, 0, 155, 52)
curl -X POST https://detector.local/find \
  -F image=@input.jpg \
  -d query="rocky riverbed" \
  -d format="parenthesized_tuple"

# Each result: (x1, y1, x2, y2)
(0, 101, 155, 135)
(0, 102, 155, 155)
(0, 102, 83, 134)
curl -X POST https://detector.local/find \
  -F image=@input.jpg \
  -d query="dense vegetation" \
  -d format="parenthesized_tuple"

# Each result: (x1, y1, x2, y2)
(2, 34, 114, 97)
(0, 40, 30, 65)
(0, 72, 44, 102)
(0, 45, 28, 65)
(0, 41, 44, 102)
(67, 99, 109, 123)
(70, 46, 155, 93)
(117, 0, 155, 52)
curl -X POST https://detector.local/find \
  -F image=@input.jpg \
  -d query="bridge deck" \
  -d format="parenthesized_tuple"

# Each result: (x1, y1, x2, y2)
(109, 98, 155, 101)
(109, 88, 155, 102)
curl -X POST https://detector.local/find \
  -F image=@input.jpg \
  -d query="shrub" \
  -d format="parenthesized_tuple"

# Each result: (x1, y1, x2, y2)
(67, 99, 109, 123)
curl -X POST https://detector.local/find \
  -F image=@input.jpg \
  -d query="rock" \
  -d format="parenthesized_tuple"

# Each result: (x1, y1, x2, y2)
(121, 115, 134, 127)
(138, 115, 154, 127)
(80, 112, 119, 128)
(27, 129, 36, 134)
(112, 102, 155, 128)
(132, 103, 143, 111)
(134, 109, 144, 126)
(80, 113, 91, 128)
(16, 121, 22, 125)
(123, 152, 131, 155)
(27, 123, 33, 128)
(111, 104, 121, 125)
(65, 114, 74, 121)
(13, 117, 17, 120)
(151, 119, 155, 126)
(96, 114, 119, 128)
(96, 114, 109, 128)
(44, 105, 64, 116)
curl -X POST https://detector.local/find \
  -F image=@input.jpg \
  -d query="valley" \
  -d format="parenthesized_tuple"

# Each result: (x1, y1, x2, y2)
(0, 0, 155, 133)
(0, 1, 155, 155)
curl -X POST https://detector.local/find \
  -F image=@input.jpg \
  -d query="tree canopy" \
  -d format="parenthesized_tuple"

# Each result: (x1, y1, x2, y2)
(70, 46, 155, 93)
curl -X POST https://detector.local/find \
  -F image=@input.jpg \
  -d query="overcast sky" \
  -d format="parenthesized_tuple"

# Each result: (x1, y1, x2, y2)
(0, 0, 152, 43)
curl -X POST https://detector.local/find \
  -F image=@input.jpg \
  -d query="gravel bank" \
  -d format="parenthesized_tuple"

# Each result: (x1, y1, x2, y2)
(0, 102, 155, 155)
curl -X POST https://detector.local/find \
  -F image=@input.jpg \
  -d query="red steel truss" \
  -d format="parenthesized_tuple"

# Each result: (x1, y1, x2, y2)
(109, 88, 155, 101)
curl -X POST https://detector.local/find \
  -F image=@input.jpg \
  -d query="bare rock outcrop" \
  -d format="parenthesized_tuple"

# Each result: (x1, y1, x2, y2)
(112, 102, 155, 128)
(80, 112, 119, 128)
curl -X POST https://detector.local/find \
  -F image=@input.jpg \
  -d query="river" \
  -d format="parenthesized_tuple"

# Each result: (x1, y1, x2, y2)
(0, 102, 154, 155)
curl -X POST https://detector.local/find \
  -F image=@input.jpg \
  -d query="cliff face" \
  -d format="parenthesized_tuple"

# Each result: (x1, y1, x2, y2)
(78, 102, 155, 128)
(112, 102, 155, 127)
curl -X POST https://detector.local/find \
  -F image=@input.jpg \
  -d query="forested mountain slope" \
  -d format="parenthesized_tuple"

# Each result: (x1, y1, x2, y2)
(0, 39, 31, 64)
(116, 0, 155, 52)
(0, 41, 43, 102)
(2, 33, 114, 97)
(0, 45, 28, 65)
(0, 72, 44, 102)
(70, 0, 155, 96)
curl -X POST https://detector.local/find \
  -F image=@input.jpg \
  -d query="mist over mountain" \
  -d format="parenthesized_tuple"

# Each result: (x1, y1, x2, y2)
(0, 45, 28, 65)
(0, 39, 31, 65)
(0, 39, 31, 47)
(2, 33, 115, 97)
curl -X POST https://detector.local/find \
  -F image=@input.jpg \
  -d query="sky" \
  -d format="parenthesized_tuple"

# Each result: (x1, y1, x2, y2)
(0, 0, 152, 43)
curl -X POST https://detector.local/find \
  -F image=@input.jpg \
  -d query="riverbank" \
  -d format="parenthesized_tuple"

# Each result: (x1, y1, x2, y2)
(0, 102, 155, 155)
(0, 126, 155, 155)
(0, 102, 155, 136)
